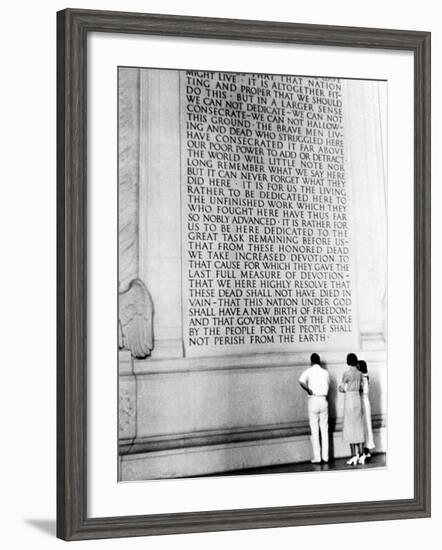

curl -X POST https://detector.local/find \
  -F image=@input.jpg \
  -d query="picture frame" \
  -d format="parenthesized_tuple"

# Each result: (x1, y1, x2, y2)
(57, 8, 431, 541)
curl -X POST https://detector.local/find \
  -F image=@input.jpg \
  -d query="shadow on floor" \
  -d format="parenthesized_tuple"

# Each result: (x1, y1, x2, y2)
(202, 453, 386, 477)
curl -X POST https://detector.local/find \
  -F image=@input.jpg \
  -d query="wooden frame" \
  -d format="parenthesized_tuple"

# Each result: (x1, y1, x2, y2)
(57, 8, 431, 541)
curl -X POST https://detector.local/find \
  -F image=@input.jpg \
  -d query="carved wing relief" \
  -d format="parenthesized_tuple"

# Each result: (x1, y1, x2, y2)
(118, 279, 154, 359)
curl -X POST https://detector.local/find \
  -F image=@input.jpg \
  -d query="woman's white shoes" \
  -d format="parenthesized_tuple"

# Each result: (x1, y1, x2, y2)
(346, 454, 369, 466)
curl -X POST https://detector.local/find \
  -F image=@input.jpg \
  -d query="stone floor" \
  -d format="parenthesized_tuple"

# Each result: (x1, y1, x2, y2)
(202, 452, 386, 477)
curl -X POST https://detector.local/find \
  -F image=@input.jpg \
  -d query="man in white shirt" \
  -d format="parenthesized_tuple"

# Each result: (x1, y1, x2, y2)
(299, 353, 330, 464)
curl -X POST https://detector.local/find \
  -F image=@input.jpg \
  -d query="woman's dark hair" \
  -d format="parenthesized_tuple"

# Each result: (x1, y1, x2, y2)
(310, 353, 320, 365)
(357, 360, 368, 374)
(346, 353, 358, 366)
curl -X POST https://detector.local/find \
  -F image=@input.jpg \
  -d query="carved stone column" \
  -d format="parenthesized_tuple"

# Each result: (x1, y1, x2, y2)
(118, 68, 140, 292)
(139, 70, 184, 359)
(342, 80, 387, 349)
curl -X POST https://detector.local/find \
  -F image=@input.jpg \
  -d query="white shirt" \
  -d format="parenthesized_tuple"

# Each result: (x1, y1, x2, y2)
(299, 363, 330, 396)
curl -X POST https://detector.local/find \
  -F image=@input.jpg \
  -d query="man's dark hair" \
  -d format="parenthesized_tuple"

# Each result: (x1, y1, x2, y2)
(347, 353, 358, 366)
(310, 353, 320, 365)
(357, 360, 368, 374)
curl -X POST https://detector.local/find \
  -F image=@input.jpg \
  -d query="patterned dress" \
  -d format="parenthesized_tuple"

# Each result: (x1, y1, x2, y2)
(342, 367, 364, 443)
(361, 374, 375, 449)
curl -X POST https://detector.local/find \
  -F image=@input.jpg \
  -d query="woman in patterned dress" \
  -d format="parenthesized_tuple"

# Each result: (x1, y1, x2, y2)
(339, 353, 364, 466)
(357, 360, 375, 462)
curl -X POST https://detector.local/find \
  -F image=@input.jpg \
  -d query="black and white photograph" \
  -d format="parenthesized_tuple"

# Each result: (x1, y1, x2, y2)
(118, 67, 387, 481)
